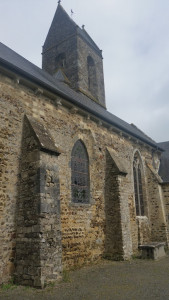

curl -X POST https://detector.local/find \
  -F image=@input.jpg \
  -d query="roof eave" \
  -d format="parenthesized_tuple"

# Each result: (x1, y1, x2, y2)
(0, 58, 162, 151)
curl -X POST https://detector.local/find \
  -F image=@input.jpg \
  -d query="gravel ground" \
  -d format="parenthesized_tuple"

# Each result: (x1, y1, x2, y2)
(1, 255, 169, 300)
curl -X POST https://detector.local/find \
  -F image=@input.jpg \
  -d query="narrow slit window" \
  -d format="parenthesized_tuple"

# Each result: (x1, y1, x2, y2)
(87, 56, 98, 98)
(55, 53, 66, 69)
(133, 153, 144, 216)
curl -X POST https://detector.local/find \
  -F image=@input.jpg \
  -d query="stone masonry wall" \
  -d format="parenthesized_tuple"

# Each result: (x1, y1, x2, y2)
(42, 4, 77, 72)
(15, 119, 41, 286)
(146, 166, 168, 244)
(77, 36, 106, 107)
(15, 118, 62, 287)
(39, 152, 62, 286)
(104, 151, 124, 260)
(0, 71, 165, 284)
(43, 35, 78, 90)
(162, 183, 169, 244)
(104, 150, 132, 260)
(0, 86, 23, 284)
(118, 171, 133, 259)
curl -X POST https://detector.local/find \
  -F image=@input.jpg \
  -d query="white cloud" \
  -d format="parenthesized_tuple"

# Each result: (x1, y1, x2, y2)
(0, 0, 169, 142)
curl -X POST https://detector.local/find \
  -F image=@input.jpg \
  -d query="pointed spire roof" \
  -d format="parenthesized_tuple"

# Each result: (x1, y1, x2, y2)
(43, 4, 102, 57)
(43, 4, 77, 51)
(55, 3, 77, 27)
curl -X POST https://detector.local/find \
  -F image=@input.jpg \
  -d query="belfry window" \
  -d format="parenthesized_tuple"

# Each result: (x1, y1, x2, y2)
(71, 140, 90, 203)
(87, 56, 97, 97)
(55, 53, 66, 69)
(133, 152, 144, 216)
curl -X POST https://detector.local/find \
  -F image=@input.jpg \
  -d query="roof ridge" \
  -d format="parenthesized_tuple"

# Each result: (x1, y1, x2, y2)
(77, 27, 102, 56)
(81, 27, 100, 50)
(0, 42, 41, 70)
(0, 41, 64, 87)
(57, 4, 77, 27)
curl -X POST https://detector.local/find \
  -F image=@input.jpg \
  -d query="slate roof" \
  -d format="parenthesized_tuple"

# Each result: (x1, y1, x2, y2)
(0, 41, 163, 150)
(59, 4, 102, 55)
(43, 4, 77, 50)
(43, 4, 102, 57)
(58, 5, 102, 56)
(158, 142, 169, 182)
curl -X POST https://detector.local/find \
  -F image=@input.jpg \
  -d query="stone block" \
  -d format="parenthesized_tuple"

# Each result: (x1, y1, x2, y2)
(34, 276, 45, 288)
(139, 242, 166, 260)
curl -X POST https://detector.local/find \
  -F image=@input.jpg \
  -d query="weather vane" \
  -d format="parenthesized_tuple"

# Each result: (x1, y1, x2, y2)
(71, 9, 74, 17)
(58, 0, 61, 4)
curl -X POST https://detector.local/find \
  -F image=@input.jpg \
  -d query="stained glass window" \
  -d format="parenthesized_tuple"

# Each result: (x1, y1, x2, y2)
(71, 140, 90, 203)
(133, 153, 144, 216)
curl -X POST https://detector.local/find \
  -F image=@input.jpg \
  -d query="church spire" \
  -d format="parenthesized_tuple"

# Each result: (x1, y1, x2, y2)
(42, 3, 106, 107)
(43, 4, 77, 51)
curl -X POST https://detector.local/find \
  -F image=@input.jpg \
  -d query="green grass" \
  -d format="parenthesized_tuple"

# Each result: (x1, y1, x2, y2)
(47, 282, 56, 287)
(62, 270, 71, 283)
(0, 278, 17, 291)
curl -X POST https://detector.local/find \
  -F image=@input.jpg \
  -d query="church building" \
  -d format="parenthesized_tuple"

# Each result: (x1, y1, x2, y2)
(0, 3, 169, 288)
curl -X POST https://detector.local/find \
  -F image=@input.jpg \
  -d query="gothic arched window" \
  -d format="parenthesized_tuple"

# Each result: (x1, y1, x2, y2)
(55, 53, 66, 69)
(133, 152, 144, 216)
(71, 140, 90, 203)
(87, 56, 97, 97)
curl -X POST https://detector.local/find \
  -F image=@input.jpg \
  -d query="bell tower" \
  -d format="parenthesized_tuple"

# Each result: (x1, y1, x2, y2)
(42, 3, 106, 107)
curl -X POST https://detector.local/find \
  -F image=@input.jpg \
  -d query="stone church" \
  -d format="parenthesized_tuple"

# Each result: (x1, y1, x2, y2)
(0, 3, 169, 288)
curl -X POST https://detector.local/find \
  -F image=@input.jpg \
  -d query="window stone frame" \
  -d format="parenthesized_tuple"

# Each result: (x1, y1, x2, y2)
(133, 151, 145, 216)
(71, 140, 90, 204)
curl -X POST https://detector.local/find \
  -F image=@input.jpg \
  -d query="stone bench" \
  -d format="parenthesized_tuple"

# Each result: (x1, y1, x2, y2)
(139, 242, 166, 260)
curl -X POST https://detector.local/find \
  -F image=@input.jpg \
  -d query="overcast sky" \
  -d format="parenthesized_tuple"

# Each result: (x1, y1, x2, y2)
(0, 0, 169, 142)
